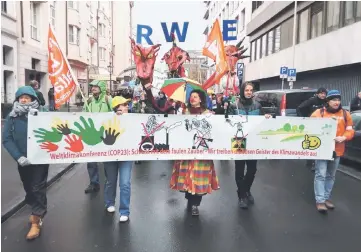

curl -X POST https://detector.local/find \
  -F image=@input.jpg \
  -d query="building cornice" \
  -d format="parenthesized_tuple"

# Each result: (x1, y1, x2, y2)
(1, 28, 18, 39)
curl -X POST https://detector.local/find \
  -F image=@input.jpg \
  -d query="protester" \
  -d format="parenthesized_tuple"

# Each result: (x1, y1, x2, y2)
(350, 91, 361, 112)
(48, 87, 55, 111)
(29, 80, 46, 106)
(157, 91, 168, 111)
(297, 87, 327, 117)
(214, 95, 225, 115)
(2, 86, 48, 240)
(170, 90, 220, 216)
(103, 96, 133, 222)
(229, 82, 271, 209)
(311, 90, 354, 213)
(83, 81, 113, 194)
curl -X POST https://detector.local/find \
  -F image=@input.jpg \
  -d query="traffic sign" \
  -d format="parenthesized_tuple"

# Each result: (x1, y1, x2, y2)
(280, 67, 288, 79)
(287, 68, 296, 81)
(237, 62, 244, 78)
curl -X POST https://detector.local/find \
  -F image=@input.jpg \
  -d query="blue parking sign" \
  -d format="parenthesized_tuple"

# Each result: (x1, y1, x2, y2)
(280, 67, 288, 79)
(237, 63, 244, 78)
(287, 68, 296, 81)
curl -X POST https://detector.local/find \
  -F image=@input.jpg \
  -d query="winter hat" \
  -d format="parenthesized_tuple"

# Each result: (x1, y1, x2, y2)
(316, 87, 327, 94)
(326, 90, 341, 101)
(15, 86, 40, 103)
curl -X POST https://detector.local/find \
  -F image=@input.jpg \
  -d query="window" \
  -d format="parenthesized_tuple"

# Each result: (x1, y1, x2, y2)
(357, 2, 361, 19)
(344, 1, 361, 25)
(274, 26, 281, 52)
(68, 1, 78, 10)
(326, 1, 340, 32)
(234, 16, 239, 37)
(261, 34, 267, 58)
(310, 2, 324, 39)
(252, 1, 263, 13)
(235, 1, 239, 10)
(30, 2, 39, 40)
(69, 25, 80, 44)
(222, 8, 225, 20)
(251, 41, 256, 62)
(267, 30, 274, 55)
(298, 9, 309, 43)
(280, 18, 293, 50)
(240, 9, 245, 32)
(230, 1, 233, 15)
(1, 1, 7, 13)
(100, 47, 106, 60)
(99, 23, 106, 37)
(50, 2, 56, 29)
(256, 38, 261, 60)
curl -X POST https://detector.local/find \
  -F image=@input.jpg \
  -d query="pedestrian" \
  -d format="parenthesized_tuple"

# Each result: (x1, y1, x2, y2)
(157, 91, 168, 111)
(2, 86, 49, 240)
(214, 95, 225, 115)
(297, 87, 327, 117)
(350, 91, 361, 112)
(229, 82, 271, 209)
(103, 96, 133, 222)
(29, 80, 46, 106)
(311, 90, 354, 213)
(48, 87, 55, 111)
(170, 90, 220, 216)
(83, 81, 113, 194)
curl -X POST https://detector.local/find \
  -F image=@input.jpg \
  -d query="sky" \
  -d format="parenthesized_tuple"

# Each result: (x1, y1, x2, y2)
(133, 1, 207, 69)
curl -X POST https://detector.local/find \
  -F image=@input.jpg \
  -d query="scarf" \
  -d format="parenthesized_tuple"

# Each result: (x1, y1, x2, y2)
(326, 104, 342, 114)
(188, 107, 204, 115)
(9, 100, 39, 118)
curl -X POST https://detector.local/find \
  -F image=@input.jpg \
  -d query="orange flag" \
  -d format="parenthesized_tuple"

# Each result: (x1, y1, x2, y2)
(48, 24, 77, 109)
(202, 19, 228, 89)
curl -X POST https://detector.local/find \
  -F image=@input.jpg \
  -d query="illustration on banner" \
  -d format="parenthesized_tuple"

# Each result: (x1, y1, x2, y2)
(226, 116, 248, 151)
(184, 117, 213, 150)
(139, 115, 182, 151)
(302, 134, 321, 150)
(34, 116, 125, 153)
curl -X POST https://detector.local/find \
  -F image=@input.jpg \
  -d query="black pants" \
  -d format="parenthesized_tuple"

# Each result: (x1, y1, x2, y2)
(18, 164, 49, 217)
(235, 160, 257, 199)
(185, 192, 202, 206)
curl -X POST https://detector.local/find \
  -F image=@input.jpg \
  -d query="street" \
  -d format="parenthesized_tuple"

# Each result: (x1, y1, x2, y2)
(2, 160, 361, 252)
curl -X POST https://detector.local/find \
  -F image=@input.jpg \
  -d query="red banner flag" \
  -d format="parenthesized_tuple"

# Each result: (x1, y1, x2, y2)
(202, 19, 228, 89)
(48, 24, 77, 109)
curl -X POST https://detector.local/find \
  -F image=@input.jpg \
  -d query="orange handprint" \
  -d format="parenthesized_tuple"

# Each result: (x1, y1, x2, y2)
(65, 135, 84, 153)
(40, 142, 59, 152)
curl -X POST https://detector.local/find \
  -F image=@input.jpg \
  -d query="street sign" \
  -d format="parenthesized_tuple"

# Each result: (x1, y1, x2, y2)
(287, 68, 296, 81)
(237, 62, 244, 78)
(280, 66, 288, 79)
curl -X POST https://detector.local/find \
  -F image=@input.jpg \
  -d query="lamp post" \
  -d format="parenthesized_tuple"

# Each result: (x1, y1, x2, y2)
(107, 62, 113, 94)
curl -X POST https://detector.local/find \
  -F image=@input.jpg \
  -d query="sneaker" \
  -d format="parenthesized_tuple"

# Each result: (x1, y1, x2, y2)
(107, 206, 115, 213)
(325, 200, 335, 209)
(239, 198, 248, 209)
(84, 183, 100, 194)
(191, 206, 199, 216)
(316, 203, 328, 213)
(119, 216, 129, 222)
(246, 192, 254, 204)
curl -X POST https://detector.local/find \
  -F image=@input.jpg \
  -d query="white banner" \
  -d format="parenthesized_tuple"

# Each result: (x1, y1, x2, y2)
(27, 113, 337, 164)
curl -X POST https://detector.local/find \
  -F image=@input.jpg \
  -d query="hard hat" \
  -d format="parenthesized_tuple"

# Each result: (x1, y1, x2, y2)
(111, 96, 130, 109)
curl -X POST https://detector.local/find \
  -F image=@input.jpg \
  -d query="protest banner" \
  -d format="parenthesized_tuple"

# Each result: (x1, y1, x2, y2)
(27, 113, 337, 164)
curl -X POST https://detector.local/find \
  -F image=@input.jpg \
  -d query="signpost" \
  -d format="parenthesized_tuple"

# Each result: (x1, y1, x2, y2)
(279, 66, 288, 90)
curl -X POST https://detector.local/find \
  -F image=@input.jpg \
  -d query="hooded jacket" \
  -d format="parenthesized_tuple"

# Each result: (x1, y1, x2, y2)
(297, 95, 326, 117)
(230, 84, 263, 116)
(83, 81, 112, 112)
(2, 86, 42, 161)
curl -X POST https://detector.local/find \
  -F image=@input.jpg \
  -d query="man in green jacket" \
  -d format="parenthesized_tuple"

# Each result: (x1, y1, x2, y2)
(83, 80, 112, 193)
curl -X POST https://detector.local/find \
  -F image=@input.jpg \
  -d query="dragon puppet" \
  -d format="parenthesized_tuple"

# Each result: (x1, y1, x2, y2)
(222, 37, 250, 96)
(161, 33, 190, 78)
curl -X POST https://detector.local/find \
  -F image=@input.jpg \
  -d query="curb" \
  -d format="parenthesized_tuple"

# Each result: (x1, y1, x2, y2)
(1, 163, 76, 223)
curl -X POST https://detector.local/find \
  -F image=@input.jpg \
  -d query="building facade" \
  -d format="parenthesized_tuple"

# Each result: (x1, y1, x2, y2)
(1, 1, 133, 105)
(245, 1, 361, 104)
(183, 50, 208, 84)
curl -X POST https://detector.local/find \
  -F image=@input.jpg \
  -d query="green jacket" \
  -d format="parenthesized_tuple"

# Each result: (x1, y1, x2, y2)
(83, 81, 112, 112)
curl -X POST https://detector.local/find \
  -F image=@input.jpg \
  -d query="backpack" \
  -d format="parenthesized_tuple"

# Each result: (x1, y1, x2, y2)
(87, 95, 111, 112)
(320, 107, 347, 125)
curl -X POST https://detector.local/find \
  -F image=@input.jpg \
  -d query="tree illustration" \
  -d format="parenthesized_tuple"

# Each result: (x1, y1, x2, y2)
(292, 125, 298, 132)
(283, 123, 291, 132)
(299, 124, 305, 132)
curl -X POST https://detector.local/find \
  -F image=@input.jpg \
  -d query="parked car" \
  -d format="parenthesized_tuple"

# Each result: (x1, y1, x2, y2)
(253, 88, 317, 117)
(344, 110, 361, 164)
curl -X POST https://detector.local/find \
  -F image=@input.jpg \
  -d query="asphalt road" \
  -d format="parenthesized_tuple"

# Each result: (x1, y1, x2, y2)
(2, 160, 361, 252)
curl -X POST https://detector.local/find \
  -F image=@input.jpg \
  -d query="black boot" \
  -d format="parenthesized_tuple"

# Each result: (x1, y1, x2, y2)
(84, 183, 100, 194)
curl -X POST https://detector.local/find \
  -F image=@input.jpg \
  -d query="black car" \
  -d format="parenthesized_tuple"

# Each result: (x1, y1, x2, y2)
(344, 110, 361, 164)
(253, 88, 317, 117)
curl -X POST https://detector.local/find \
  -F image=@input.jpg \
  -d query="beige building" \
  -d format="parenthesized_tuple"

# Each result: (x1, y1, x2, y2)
(183, 50, 208, 84)
(1, 1, 133, 105)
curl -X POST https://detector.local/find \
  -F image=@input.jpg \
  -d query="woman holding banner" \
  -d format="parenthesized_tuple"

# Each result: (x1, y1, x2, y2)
(103, 96, 134, 222)
(2, 86, 49, 240)
(170, 90, 220, 216)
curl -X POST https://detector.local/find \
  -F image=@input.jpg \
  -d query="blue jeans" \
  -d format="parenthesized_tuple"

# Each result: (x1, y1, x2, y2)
(104, 161, 133, 216)
(87, 162, 99, 185)
(314, 157, 340, 203)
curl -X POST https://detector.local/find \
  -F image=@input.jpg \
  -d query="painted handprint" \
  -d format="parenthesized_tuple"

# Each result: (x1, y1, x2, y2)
(34, 128, 63, 143)
(65, 135, 84, 152)
(101, 116, 125, 145)
(71, 116, 104, 146)
(39, 142, 59, 152)
(52, 118, 71, 135)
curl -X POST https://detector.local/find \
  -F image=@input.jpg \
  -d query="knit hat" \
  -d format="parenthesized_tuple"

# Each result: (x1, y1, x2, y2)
(326, 90, 341, 100)
(316, 87, 327, 94)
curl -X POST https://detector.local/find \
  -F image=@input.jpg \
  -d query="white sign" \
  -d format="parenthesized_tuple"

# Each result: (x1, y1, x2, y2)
(27, 113, 337, 164)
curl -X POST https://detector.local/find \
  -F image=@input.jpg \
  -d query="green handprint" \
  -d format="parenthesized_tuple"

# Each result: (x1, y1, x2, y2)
(71, 116, 104, 146)
(34, 128, 63, 143)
